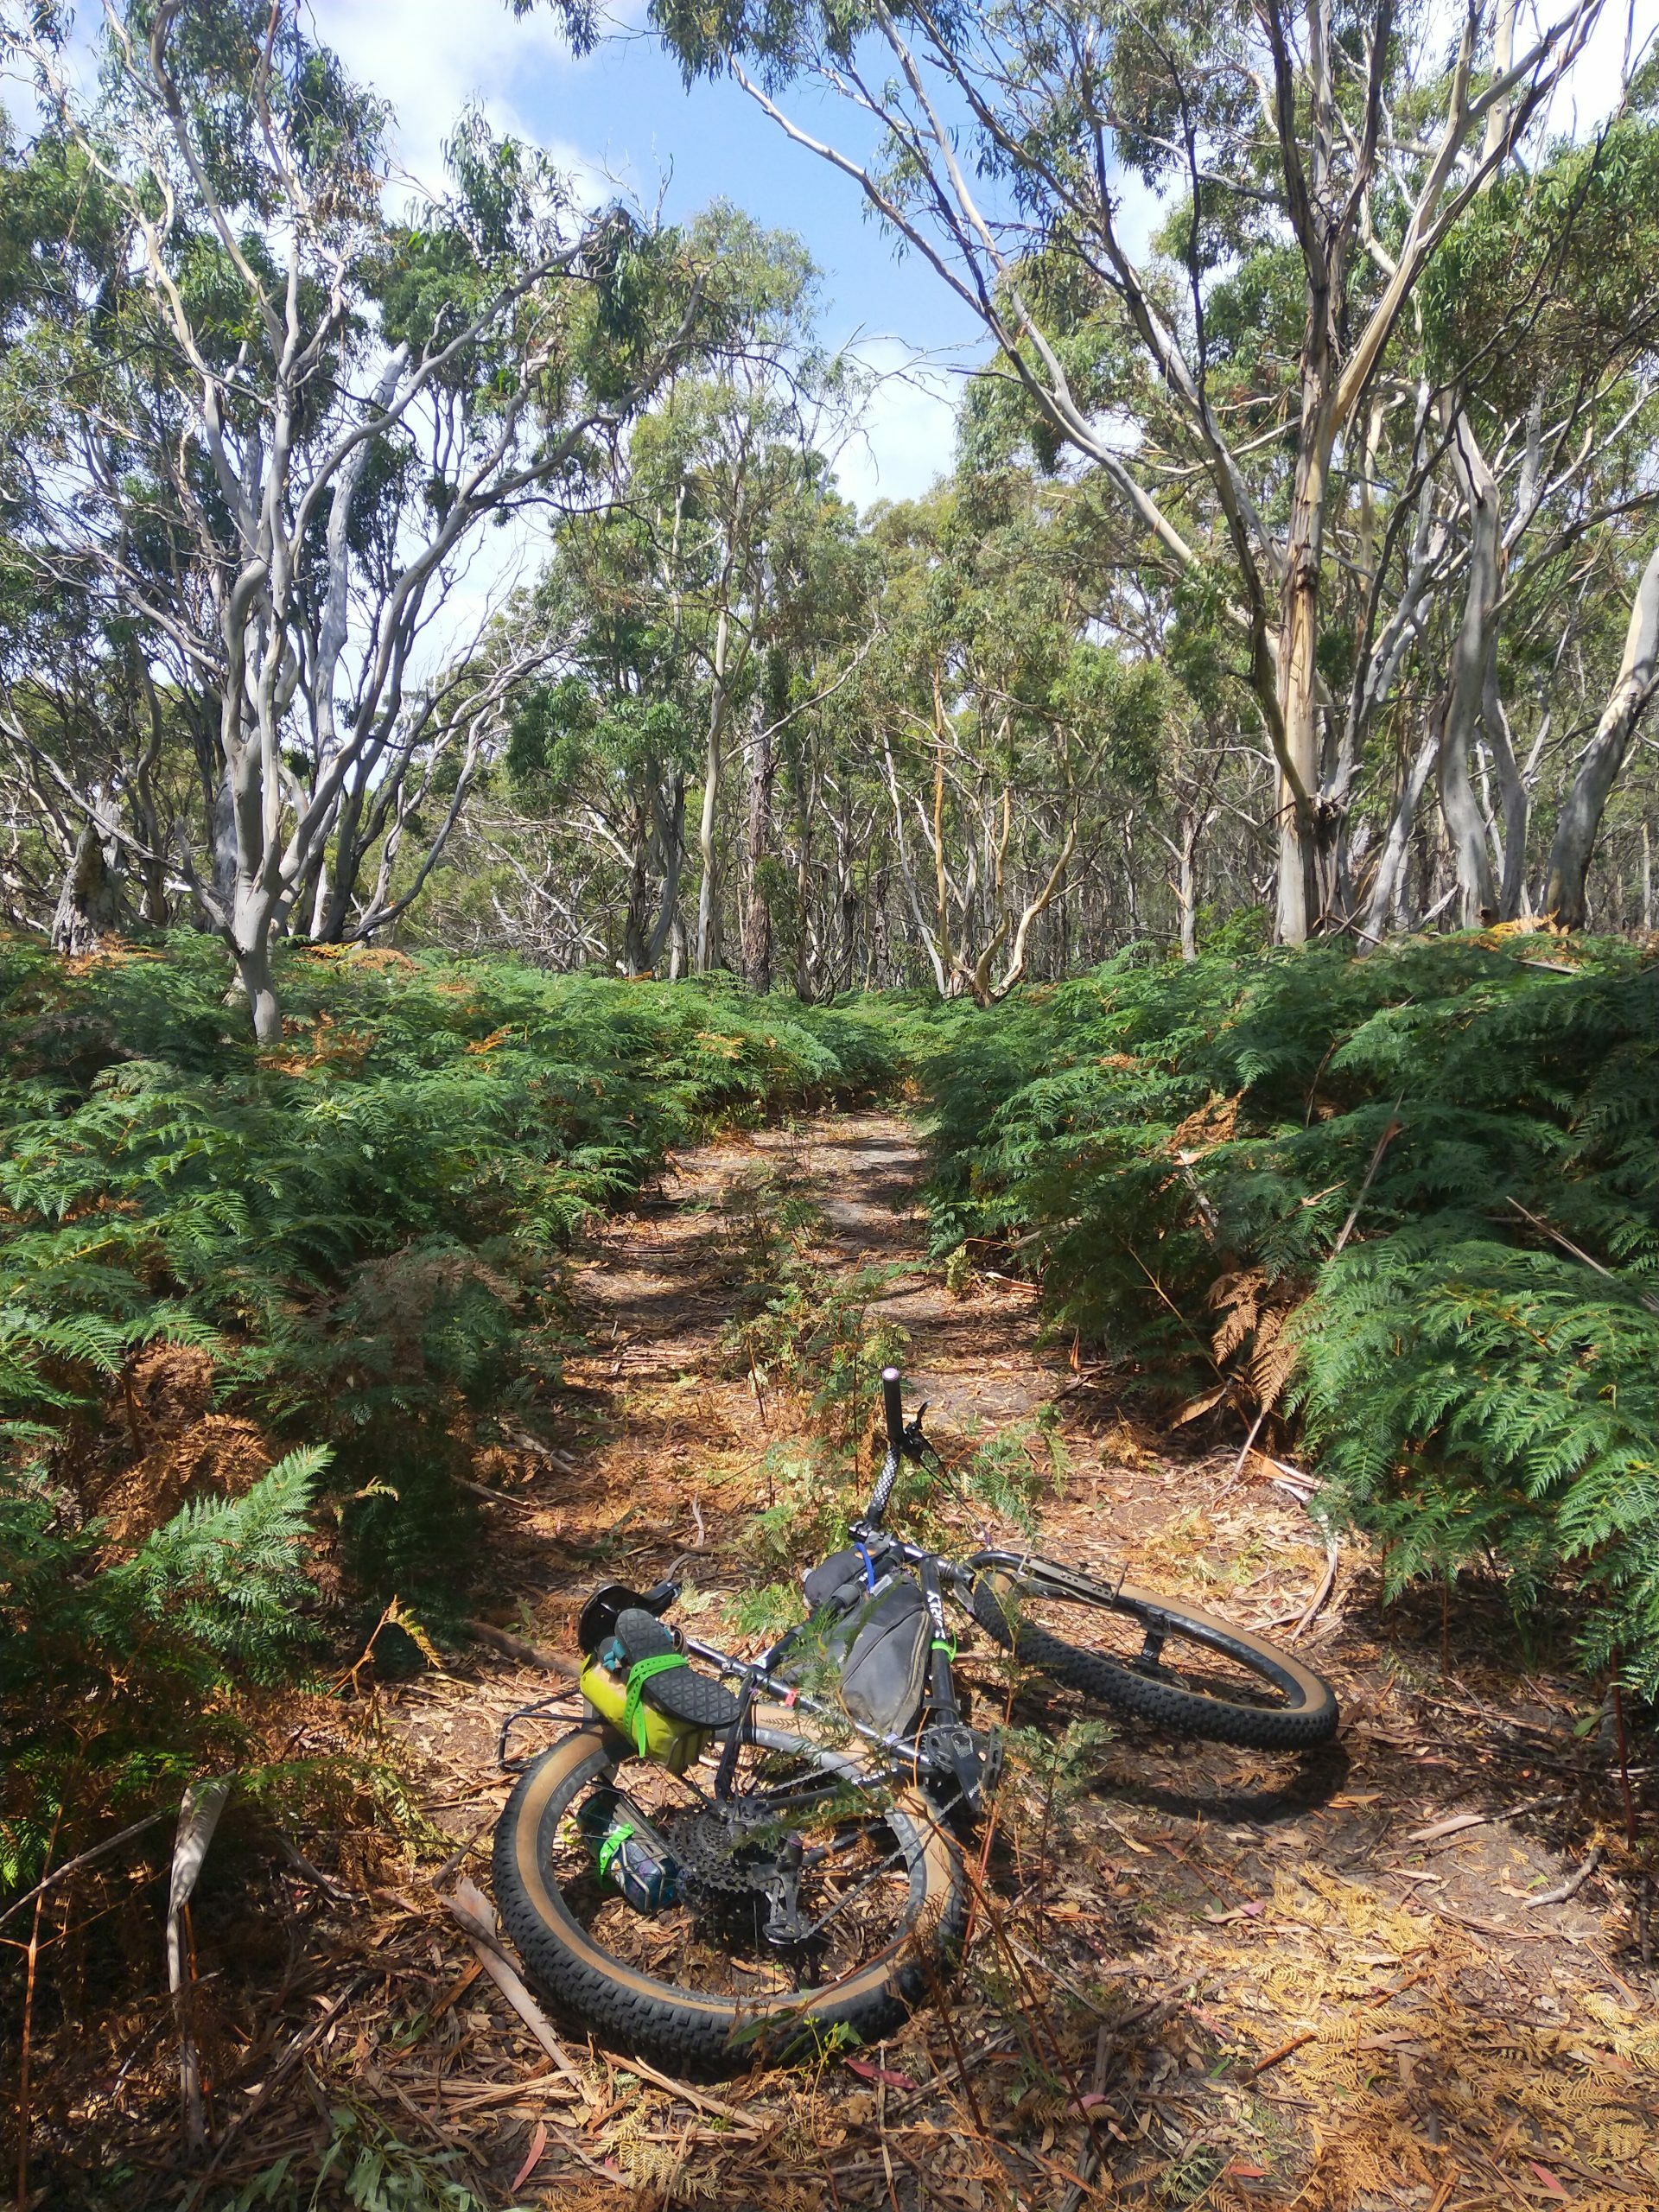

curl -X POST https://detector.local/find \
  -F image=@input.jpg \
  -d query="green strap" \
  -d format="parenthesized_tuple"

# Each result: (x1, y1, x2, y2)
(931, 1637, 957, 1660)
(597, 1821, 634, 1882)
(621, 1652, 690, 1754)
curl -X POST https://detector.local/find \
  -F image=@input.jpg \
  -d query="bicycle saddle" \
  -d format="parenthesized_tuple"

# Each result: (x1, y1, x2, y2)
(595, 1607, 743, 1732)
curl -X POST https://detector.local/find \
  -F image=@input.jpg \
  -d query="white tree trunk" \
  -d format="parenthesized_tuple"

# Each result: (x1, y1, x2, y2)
(1546, 540, 1659, 927)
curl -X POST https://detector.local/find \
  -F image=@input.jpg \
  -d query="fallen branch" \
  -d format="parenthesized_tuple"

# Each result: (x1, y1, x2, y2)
(465, 1618, 581, 1680)
(1529, 1844, 1604, 1908)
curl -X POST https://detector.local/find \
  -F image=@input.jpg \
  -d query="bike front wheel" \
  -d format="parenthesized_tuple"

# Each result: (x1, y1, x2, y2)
(969, 1561, 1339, 1751)
(493, 1719, 964, 2077)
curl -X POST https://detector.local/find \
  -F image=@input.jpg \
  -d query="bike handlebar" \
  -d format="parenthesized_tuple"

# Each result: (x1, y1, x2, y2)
(865, 1365, 923, 1530)
(880, 1366, 905, 1452)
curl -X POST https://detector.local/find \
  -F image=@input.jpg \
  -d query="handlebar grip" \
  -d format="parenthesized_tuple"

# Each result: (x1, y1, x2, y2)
(881, 1367, 905, 1449)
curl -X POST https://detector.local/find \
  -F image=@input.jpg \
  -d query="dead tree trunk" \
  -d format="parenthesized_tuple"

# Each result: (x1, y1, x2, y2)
(50, 822, 123, 956)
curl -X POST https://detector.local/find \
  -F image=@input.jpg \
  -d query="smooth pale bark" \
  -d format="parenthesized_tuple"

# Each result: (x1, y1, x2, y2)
(712, 0, 1594, 944)
(695, 607, 731, 973)
(11, 10, 702, 1038)
(1438, 414, 1503, 925)
(234, 934, 282, 1046)
(1362, 717, 1440, 941)
(1441, 411, 1531, 920)
(976, 823, 1078, 1004)
(621, 773, 686, 974)
(1178, 819, 1200, 963)
(1546, 540, 1659, 926)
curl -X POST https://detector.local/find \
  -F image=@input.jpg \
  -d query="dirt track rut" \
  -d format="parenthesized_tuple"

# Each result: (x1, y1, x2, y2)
(385, 1109, 1655, 2211)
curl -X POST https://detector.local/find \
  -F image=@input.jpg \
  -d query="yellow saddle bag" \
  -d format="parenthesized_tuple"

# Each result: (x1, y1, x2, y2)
(581, 1649, 711, 1776)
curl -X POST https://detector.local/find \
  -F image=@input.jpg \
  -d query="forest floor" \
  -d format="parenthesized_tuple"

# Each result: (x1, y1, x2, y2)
(175, 1112, 1656, 2211)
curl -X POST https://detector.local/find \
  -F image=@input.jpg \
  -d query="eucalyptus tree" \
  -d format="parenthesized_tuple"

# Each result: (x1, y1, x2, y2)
(0, 0, 718, 1034)
(538, 0, 1611, 943)
(493, 215, 864, 979)
(1350, 85, 1659, 931)
(1544, 538, 1659, 926)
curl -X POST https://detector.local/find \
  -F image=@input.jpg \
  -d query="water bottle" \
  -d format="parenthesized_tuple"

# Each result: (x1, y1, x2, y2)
(575, 1789, 678, 1913)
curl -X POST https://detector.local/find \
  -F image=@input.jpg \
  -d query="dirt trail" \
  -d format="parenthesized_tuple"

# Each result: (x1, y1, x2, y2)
(381, 1111, 1655, 2212)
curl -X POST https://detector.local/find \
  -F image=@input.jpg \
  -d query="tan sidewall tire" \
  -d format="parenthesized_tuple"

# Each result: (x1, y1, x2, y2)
(492, 1723, 964, 2077)
(973, 1568, 1340, 1750)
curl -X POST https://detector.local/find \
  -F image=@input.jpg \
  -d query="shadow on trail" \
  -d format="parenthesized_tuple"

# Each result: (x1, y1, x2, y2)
(1096, 1741, 1351, 1827)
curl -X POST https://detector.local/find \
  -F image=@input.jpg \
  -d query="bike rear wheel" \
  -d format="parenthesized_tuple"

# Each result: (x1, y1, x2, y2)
(969, 1562, 1338, 1751)
(493, 1719, 964, 2077)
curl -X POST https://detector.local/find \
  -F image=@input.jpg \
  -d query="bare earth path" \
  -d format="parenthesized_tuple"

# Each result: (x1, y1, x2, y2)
(378, 1111, 1656, 2212)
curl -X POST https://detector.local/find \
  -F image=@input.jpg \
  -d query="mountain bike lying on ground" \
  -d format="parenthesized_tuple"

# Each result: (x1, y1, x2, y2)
(492, 1368, 1338, 2075)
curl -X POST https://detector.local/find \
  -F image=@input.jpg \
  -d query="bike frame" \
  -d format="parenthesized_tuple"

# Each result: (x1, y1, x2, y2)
(680, 1370, 1044, 1808)
(521, 1369, 1135, 1802)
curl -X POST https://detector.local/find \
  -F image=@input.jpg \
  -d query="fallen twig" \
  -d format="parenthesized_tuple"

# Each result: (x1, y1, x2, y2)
(1243, 2029, 1316, 2080)
(1290, 1534, 1340, 1640)
(444, 1880, 587, 2088)
(186, 1973, 370, 2194)
(1058, 2023, 1117, 2212)
(16, 1810, 60, 2212)
(1505, 1197, 1659, 1314)
(1213, 1405, 1269, 1500)
(0, 1808, 173, 1931)
(1408, 1810, 1491, 1846)
(455, 1476, 532, 1511)
(1333, 1103, 1404, 1255)
(1406, 1786, 1565, 1847)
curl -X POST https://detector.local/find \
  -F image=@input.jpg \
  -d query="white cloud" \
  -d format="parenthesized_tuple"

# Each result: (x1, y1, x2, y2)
(832, 341, 961, 512)
(305, 0, 605, 206)
(1548, 0, 1657, 136)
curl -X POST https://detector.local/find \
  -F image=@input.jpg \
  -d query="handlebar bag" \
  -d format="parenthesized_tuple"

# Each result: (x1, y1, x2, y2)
(835, 1579, 931, 1738)
(803, 1538, 897, 1617)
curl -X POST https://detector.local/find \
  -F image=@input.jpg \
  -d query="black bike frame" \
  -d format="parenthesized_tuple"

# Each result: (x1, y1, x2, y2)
(688, 1369, 1041, 1803)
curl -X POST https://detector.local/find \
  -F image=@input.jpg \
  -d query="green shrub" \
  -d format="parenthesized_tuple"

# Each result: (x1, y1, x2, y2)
(0, 1446, 325, 1887)
(0, 935, 899, 1897)
(919, 937, 1659, 1685)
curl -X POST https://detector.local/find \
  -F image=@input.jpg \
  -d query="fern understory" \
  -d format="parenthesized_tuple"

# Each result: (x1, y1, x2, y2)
(917, 933, 1659, 1694)
(7, 925, 1657, 2211)
(0, 933, 896, 1897)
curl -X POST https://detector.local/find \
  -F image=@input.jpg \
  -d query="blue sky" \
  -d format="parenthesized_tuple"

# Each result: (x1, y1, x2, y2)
(308, 0, 1644, 508)
(310, 0, 982, 507)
